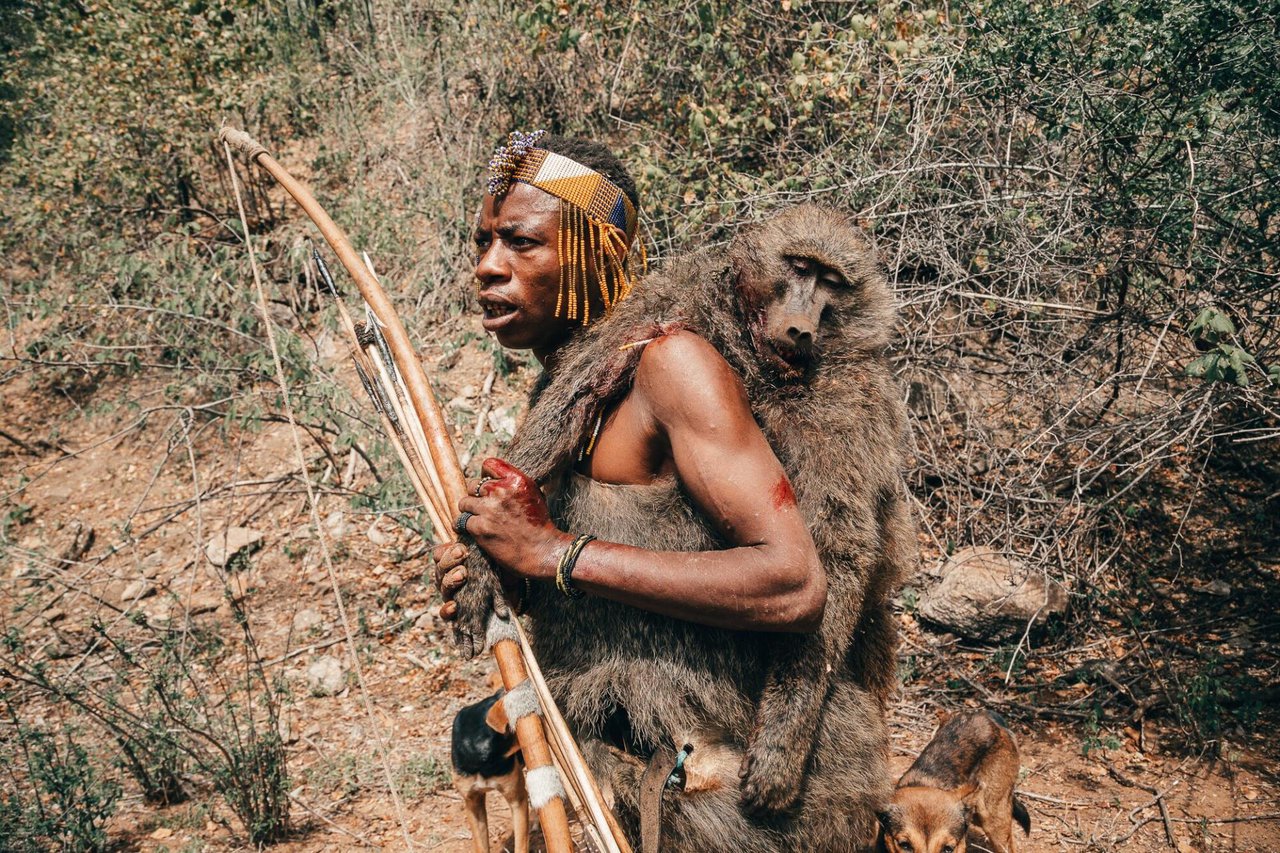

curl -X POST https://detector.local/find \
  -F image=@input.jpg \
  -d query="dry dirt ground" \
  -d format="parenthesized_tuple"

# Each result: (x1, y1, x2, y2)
(2, 310, 1278, 853)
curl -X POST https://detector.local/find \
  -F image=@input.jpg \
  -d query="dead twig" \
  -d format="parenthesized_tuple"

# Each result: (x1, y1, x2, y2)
(262, 636, 346, 667)
(1108, 767, 1180, 848)
(1169, 812, 1280, 825)
(287, 791, 378, 846)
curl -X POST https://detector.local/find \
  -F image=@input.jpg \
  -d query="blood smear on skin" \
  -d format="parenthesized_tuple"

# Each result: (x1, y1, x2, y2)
(771, 476, 796, 510)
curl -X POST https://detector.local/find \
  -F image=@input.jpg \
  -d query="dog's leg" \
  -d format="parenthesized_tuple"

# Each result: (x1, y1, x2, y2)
(981, 807, 1015, 853)
(506, 767, 530, 853)
(460, 784, 490, 853)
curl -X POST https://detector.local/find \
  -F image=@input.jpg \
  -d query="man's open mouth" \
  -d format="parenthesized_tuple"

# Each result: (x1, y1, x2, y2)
(479, 297, 518, 329)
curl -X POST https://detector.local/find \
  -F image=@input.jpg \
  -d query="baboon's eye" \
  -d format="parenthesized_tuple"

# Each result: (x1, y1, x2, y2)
(788, 257, 812, 275)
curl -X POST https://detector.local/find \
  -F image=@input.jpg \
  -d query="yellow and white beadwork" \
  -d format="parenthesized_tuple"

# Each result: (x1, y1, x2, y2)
(487, 130, 644, 324)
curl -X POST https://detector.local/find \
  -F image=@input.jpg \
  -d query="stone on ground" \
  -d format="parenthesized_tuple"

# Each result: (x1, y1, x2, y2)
(293, 608, 324, 634)
(204, 526, 263, 568)
(918, 546, 1068, 640)
(307, 655, 346, 696)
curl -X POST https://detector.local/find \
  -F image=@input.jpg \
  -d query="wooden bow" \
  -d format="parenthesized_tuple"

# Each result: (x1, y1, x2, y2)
(218, 126, 628, 852)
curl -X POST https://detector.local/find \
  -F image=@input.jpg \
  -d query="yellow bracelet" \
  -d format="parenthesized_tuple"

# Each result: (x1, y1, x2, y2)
(555, 533, 595, 599)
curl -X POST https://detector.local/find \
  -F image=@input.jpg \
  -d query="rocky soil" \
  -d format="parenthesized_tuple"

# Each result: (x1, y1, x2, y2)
(2, 308, 1277, 852)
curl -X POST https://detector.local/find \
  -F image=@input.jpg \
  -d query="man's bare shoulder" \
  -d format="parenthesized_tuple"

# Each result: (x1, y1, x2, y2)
(633, 329, 752, 429)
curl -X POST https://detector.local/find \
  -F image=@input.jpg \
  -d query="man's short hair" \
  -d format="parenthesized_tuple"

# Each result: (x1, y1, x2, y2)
(538, 134, 640, 213)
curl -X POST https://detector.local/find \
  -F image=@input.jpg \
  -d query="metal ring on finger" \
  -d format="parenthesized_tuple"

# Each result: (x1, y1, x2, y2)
(454, 511, 475, 536)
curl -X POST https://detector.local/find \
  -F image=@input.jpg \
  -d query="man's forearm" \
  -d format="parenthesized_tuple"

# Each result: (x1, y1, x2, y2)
(556, 538, 826, 633)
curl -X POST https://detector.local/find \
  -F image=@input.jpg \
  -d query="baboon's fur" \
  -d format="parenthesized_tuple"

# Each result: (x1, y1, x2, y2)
(453, 204, 913, 848)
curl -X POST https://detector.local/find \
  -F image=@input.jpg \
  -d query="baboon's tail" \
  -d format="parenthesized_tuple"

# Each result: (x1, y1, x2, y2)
(1013, 795, 1031, 835)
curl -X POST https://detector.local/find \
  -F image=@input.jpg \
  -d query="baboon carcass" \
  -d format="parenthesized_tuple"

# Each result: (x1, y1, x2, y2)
(721, 205, 917, 814)
(452, 204, 914, 848)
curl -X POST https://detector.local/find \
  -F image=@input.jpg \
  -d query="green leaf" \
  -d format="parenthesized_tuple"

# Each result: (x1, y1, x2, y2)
(1184, 353, 1224, 382)
(1188, 307, 1235, 345)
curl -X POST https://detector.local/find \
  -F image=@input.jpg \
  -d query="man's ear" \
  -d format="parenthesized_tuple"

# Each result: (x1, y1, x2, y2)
(485, 693, 510, 734)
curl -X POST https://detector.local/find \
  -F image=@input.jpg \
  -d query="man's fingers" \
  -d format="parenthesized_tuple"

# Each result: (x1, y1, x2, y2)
(431, 542, 467, 567)
(482, 457, 522, 481)
(465, 477, 494, 498)
(431, 543, 467, 588)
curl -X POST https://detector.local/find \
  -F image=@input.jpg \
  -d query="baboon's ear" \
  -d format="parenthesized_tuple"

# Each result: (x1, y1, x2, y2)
(485, 695, 510, 734)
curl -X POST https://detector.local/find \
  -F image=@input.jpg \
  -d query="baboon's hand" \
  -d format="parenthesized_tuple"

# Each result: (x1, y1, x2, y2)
(738, 742, 804, 815)
(449, 549, 508, 658)
(432, 542, 469, 623)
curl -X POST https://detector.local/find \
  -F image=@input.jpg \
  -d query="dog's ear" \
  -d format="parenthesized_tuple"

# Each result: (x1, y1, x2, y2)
(955, 779, 981, 802)
(876, 803, 901, 834)
(485, 693, 510, 734)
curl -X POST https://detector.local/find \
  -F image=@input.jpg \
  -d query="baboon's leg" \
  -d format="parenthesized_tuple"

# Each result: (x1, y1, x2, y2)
(740, 632, 829, 813)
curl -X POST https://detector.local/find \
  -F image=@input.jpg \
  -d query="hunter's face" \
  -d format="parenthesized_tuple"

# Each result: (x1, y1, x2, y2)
(472, 183, 573, 357)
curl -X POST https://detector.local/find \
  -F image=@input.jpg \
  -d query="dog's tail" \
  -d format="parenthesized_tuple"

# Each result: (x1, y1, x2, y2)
(1013, 795, 1031, 835)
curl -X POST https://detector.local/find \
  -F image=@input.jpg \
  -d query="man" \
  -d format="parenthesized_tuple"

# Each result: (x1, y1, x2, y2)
(435, 131, 885, 851)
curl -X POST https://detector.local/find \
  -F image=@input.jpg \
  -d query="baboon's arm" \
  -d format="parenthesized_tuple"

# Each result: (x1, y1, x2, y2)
(740, 545, 879, 813)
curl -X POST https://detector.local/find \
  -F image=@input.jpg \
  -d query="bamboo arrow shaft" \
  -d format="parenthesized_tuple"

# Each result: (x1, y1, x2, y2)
(219, 127, 577, 853)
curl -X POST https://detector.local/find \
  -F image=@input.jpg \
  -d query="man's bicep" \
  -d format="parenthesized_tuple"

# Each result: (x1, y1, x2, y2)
(669, 417, 793, 546)
(638, 334, 793, 545)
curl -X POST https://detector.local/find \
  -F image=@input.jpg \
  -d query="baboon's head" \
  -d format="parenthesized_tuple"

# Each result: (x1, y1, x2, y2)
(728, 204, 893, 382)
(878, 785, 971, 853)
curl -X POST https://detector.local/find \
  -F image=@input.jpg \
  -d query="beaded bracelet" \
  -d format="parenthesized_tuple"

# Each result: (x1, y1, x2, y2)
(555, 533, 595, 599)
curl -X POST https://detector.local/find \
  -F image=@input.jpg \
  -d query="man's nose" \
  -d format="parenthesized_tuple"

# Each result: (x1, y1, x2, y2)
(474, 242, 508, 283)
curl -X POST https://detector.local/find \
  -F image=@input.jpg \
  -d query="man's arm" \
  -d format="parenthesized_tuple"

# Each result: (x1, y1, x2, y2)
(457, 330, 826, 633)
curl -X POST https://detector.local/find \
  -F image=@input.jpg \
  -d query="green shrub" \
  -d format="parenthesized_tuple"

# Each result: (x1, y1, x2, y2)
(965, 0, 1279, 385)
(0, 714, 121, 852)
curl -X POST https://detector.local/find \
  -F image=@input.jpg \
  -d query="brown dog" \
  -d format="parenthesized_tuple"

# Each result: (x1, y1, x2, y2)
(451, 691, 530, 853)
(879, 710, 1030, 853)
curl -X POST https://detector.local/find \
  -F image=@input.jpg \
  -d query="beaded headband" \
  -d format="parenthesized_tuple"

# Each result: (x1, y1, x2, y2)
(487, 130, 644, 323)
(488, 130, 638, 238)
